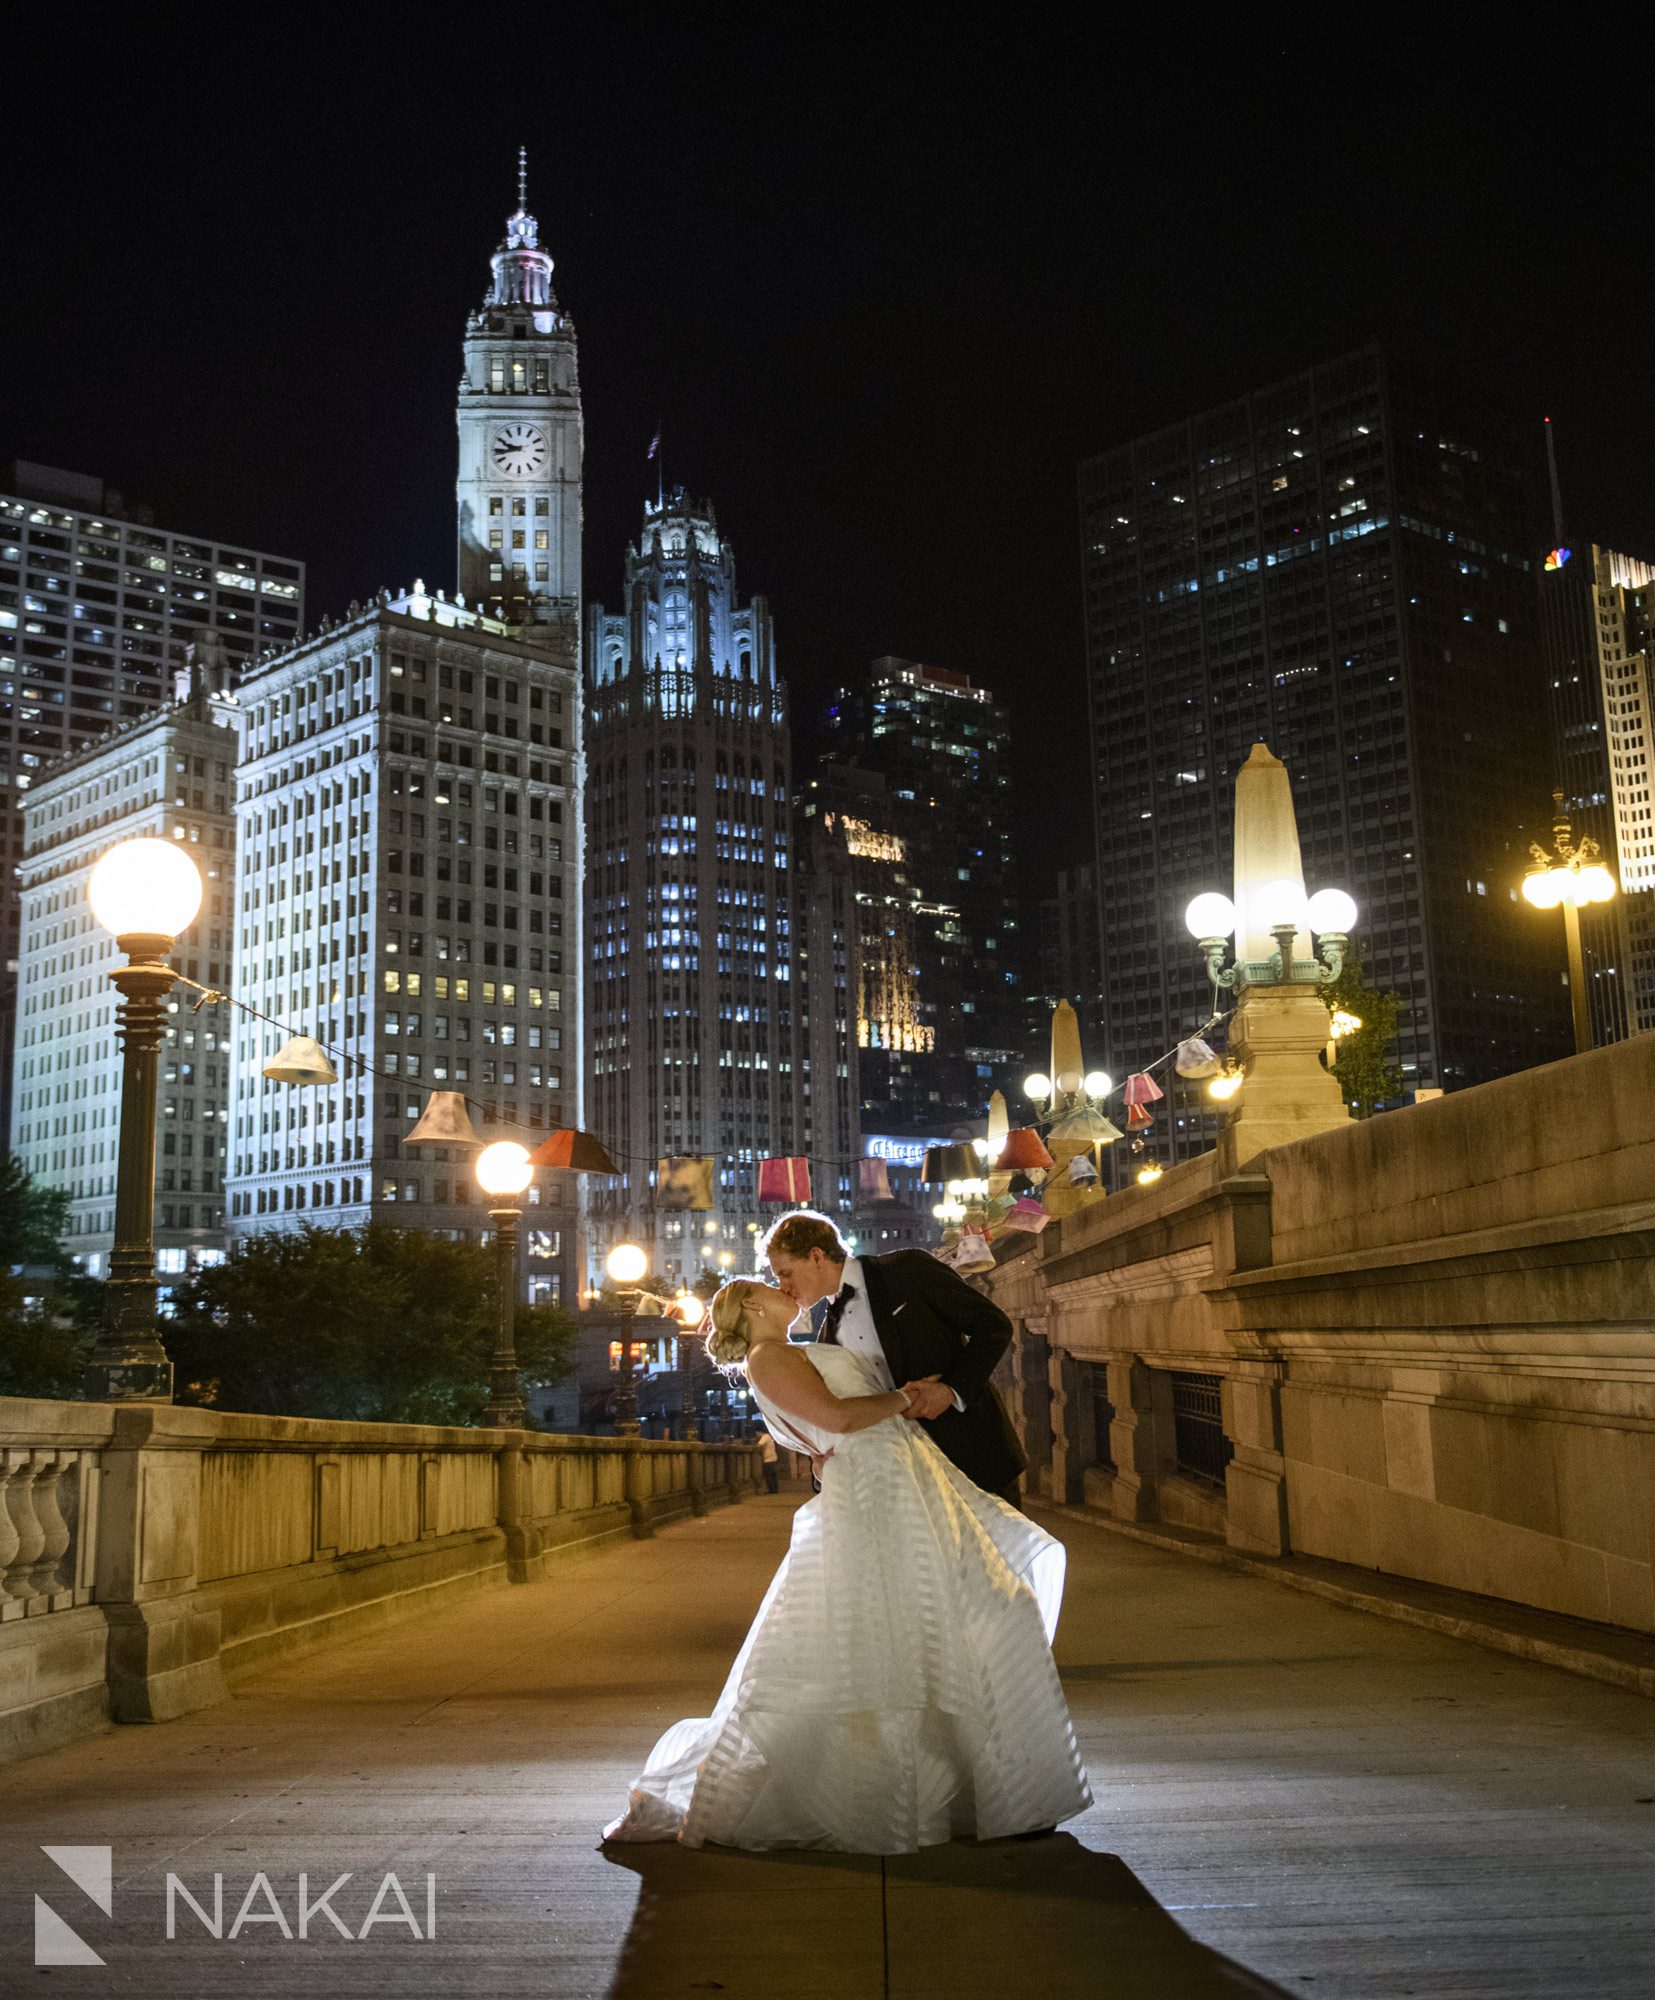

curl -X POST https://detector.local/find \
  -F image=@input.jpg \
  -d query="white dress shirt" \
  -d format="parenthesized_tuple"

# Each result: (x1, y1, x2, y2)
(827, 1258, 963, 1411)
(826, 1257, 891, 1388)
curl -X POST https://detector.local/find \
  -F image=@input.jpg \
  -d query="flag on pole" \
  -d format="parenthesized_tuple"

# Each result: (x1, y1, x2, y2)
(647, 427, 661, 460)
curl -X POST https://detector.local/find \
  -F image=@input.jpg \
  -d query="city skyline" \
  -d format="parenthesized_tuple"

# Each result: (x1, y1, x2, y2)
(7, 26, 1653, 911)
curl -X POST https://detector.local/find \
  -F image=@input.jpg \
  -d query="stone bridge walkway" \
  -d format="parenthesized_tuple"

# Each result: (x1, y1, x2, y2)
(2, 1485, 1653, 1998)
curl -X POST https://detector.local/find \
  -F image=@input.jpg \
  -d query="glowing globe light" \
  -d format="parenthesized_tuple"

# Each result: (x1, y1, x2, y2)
(1184, 892, 1236, 941)
(1023, 1072, 1052, 1101)
(1578, 863, 1616, 904)
(1306, 888, 1358, 935)
(1522, 870, 1564, 910)
(1136, 1163, 1165, 1185)
(674, 1291, 703, 1324)
(475, 1140, 533, 1198)
(1207, 1071, 1244, 1102)
(1329, 1009, 1364, 1040)
(1253, 878, 1309, 932)
(606, 1242, 648, 1285)
(89, 838, 204, 941)
(1082, 1071, 1112, 1099)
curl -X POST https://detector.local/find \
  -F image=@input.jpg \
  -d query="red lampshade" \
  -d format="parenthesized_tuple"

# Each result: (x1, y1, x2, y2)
(996, 1127, 1055, 1172)
(528, 1128, 621, 1175)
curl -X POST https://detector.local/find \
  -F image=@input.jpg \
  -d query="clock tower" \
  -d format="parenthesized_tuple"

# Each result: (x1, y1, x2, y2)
(456, 151, 582, 637)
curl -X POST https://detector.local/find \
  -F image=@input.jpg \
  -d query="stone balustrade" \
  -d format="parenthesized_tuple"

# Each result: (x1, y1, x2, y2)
(979, 1032, 1655, 1640)
(0, 1399, 761, 1766)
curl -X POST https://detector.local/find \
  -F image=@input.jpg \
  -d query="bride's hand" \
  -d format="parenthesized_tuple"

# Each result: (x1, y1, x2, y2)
(900, 1376, 955, 1420)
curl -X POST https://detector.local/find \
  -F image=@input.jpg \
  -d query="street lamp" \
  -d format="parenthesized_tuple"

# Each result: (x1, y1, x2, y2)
(85, 838, 204, 1402)
(604, 1240, 650, 1434)
(1523, 790, 1617, 1054)
(1184, 883, 1356, 990)
(475, 1139, 533, 1428)
(672, 1290, 704, 1440)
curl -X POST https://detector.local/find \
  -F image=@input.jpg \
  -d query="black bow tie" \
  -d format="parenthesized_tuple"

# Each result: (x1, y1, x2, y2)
(820, 1283, 857, 1344)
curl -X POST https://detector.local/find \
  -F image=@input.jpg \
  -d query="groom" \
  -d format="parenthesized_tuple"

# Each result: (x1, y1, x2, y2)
(763, 1210, 1027, 1507)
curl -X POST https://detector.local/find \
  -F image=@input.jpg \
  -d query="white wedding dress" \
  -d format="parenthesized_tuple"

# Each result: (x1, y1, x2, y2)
(602, 1341, 1092, 1853)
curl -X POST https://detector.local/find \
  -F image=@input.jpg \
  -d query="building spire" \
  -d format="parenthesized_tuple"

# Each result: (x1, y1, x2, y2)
(1544, 415, 1565, 547)
(518, 144, 528, 215)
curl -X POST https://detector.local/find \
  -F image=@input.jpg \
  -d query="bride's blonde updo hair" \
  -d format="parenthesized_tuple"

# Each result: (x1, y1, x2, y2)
(705, 1280, 764, 1368)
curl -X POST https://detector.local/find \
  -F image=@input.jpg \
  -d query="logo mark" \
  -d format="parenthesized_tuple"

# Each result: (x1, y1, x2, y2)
(36, 1845, 112, 1967)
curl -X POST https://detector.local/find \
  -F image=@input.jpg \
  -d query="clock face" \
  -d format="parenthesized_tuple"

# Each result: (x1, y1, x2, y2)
(491, 423, 548, 477)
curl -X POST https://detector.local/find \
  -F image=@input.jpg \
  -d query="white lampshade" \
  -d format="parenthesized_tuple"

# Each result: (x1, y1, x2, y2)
(1306, 887, 1358, 935)
(1577, 863, 1616, 904)
(1082, 1070, 1112, 1098)
(1184, 892, 1236, 940)
(1023, 1072, 1052, 1100)
(1252, 877, 1309, 932)
(1523, 870, 1563, 910)
(88, 838, 204, 941)
(475, 1140, 533, 1198)
(606, 1242, 648, 1285)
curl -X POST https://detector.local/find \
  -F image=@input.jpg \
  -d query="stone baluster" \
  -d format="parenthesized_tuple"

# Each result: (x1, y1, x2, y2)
(0, 1452, 24, 1609)
(3, 1452, 46, 1603)
(28, 1453, 74, 1601)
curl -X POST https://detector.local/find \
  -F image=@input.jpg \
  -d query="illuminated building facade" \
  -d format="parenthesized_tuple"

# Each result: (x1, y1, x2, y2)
(225, 179, 584, 1304)
(1081, 345, 1571, 1161)
(586, 491, 839, 1288)
(1539, 541, 1655, 1038)
(225, 589, 579, 1303)
(0, 459, 303, 1129)
(12, 661, 241, 1274)
(813, 657, 1021, 1138)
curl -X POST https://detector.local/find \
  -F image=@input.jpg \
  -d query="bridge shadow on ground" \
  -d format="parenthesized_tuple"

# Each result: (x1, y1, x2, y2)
(603, 1833, 1291, 1998)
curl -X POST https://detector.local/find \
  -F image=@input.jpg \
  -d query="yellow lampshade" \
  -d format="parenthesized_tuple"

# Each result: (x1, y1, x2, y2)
(261, 1035, 339, 1086)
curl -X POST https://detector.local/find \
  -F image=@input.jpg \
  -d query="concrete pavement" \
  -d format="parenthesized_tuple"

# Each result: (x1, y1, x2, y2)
(1, 1484, 1652, 1997)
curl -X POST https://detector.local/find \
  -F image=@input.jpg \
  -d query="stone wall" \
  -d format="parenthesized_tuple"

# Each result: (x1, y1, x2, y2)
(983, 1035, 1655, 1637)
(0, 1401, 760, 1766)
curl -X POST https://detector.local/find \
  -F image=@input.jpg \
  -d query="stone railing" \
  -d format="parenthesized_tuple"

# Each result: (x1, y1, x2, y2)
(980, 1032, 1655, 1641)
(0, 1399, 761, 1766)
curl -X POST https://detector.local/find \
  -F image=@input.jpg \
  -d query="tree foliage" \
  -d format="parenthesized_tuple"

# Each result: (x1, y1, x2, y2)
(163, 1223, 577, 1424)
(1322, 948, 1405, 1118)
(0, 1154, 97, 1400)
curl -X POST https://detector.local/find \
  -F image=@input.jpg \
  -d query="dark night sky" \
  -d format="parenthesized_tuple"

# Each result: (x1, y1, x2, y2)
(7, 21, 1654, 878)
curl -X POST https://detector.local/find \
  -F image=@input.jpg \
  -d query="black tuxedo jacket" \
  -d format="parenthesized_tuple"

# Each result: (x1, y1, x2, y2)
(818, 1248, 1026, 1495)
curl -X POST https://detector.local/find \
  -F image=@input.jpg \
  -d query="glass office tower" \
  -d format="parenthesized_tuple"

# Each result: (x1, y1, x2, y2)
(1080, 346, 1569, 1160)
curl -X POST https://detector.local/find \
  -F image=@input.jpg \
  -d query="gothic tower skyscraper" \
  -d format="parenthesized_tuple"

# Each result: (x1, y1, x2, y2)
(456, 151, 583, 639)
(587, 492, 859, 1291)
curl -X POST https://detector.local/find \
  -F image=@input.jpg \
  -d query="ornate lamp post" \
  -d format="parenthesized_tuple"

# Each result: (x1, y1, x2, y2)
(673, 1290, 704, 1440)
(1184, 882, 1357, 992)
(605, 1241, 649, 1435)
(85, 838, 204, 1403)
(1522, 791, 1617, 1055)
(475, 1139, 533, 1428)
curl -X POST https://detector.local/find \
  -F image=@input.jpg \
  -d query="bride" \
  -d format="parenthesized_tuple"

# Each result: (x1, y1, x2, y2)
(601, 1276, 1092, 1853)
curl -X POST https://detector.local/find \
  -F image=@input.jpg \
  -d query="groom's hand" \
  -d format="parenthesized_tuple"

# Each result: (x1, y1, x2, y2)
(900, 1376, 955, 1421)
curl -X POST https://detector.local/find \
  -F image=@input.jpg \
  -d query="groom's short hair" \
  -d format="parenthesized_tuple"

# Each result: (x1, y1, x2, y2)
(761, 1211, 847, 1265)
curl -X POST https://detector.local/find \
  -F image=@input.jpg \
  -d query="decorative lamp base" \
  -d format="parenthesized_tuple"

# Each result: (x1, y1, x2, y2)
(84, 1354, 175, 1404)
